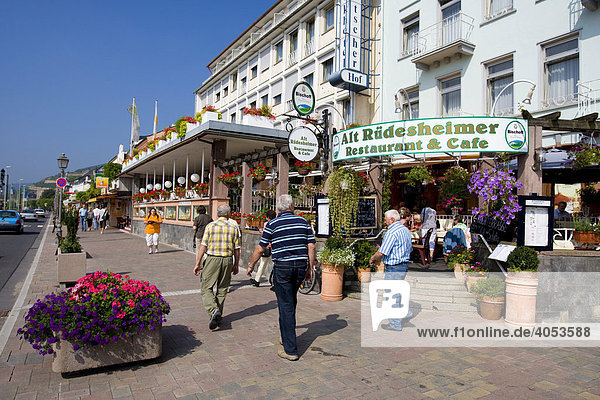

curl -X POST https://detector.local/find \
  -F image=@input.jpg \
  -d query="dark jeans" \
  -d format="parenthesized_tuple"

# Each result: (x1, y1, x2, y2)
(273, 260, 307, 356)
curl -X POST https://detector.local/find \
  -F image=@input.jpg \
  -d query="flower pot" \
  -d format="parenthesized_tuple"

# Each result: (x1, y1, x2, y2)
(573, 231, 600, 243)
(454, 263, 467, 280)
(222, 181, 238, 189)
(57, 250, 86, 285)
(201, 111, 220, 123)
(320, 263, 344, 301)
(157, 139, 167, 149)
(186, 122, 199, 133)
(233, 218, 241, 225)
(478, 296, 505, 320)
(357, 267, 371, 283)
(298, 167, 310, 176)
(505, 271, 538, 327)
(465, 275, 486, 292)
(52, 325, 162, 373)
(242, 114, 274, 129)
(253, 174, 266, 182)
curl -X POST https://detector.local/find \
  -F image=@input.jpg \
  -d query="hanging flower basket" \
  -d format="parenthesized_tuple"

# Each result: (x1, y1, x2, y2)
(248, 164, 270, 182)
(217, 172, 241, 188)
(295, 160, 312, 176)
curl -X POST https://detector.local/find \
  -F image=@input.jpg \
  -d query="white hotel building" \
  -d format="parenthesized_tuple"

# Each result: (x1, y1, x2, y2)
(381, 0, 600, 148)
(194, 0, 381, 130)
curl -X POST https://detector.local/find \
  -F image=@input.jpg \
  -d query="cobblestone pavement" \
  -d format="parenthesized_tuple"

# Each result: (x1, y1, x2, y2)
(0, 224, 599, 399)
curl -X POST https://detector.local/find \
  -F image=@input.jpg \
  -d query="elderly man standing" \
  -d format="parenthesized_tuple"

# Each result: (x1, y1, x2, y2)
(194, 204, 240, 330)
(247, 195, 316, 361)
(370, 209, 413, 331)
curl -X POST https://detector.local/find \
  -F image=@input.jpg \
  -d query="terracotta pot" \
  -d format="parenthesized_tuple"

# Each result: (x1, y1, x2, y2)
(298, 167, 310, 176)
(465, 275, 486, 292)
(478, 296, 505, 320)
(454, 263, 467, 280)
(573, 231, 600, 243)
(320, 263, 344, 301)
(505, 271, 538, 327)
(357, 267, 371, 283)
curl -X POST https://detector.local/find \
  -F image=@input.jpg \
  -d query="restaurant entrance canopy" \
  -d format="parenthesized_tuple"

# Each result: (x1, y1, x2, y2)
(332, 117, 529, 162)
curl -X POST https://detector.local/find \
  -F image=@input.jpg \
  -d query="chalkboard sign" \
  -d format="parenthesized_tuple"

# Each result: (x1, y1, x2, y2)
(470, 216, 509, 244)
(351, 196, 377, 229)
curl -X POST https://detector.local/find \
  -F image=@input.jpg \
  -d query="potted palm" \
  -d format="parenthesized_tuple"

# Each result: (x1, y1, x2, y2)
(471, 275, 505, 320)
(17, 271, 170, 373)
(505, 246, 539, 326)
(57, 208, 86, 286)
(352, 240, 376, 283)
(317, 237, 355, 301)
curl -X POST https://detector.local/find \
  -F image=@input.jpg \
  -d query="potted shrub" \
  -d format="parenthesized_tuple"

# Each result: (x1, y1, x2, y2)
(57, 208, 86, 286)
(471, 275, 506, 320)
(295, 160, 312, 176)
(17, 271, 170, 373)
(195, 105, 222, 124)
(217, 172, 241, 188)
(242, 105, 276, 128)
(352, 240, 376, 283)
(247, 164, 270, 182)
(464, 261, 488, 293)
(505, 246, 540, 326)
(317, 237, 355, 301)
(572, 217, 600, 244)
(445, 245, 474, 280)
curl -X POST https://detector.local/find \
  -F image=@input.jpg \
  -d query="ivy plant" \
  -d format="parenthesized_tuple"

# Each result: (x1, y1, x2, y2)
(327, 167, 363, 237)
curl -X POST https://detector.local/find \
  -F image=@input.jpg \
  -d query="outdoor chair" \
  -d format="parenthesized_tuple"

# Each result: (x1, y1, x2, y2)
(412, 228, 434, 267)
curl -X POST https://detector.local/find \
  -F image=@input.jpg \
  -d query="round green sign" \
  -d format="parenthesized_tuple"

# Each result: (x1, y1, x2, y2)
(292, 82, 315, 116)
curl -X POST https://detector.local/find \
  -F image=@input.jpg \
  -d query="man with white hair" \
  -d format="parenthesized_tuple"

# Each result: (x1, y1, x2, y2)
(370, 209, 413, 331)
(247, 194, 316, 361)
(194, 204, 241, 330)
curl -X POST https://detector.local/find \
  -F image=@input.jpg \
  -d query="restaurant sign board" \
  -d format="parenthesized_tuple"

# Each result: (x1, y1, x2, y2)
(332, 117, 528, 162)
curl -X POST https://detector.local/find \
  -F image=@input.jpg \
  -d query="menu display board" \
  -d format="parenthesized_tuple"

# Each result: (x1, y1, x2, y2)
(470, 216, 509, 244)
(517, 195, 554, 251)
(352, 196, 377, 229)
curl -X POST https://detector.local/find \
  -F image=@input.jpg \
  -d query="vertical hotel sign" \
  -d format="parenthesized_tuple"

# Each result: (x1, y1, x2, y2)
(329, 0, 369, 92)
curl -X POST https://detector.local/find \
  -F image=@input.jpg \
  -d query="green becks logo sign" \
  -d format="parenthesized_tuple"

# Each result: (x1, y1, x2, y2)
(332, 117, 528, 162)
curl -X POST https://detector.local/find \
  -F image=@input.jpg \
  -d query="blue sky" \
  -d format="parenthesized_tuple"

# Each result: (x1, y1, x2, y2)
(0, 0, 276, 184)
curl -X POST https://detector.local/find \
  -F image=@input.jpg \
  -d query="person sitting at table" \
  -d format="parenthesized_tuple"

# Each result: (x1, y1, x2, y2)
(410, 214, 423, 239)
(443, 217, 468, 255)
(554, 201, 570, 220)
(452, 215, 471, 248)
(399, 207, 412, 228)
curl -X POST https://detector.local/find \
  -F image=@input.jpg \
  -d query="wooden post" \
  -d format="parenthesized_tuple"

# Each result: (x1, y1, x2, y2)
(241, 161, 252, 227)
(517, 124, 543, 195)
(369, 166, 383, 228)
(276, 152, 289, 198)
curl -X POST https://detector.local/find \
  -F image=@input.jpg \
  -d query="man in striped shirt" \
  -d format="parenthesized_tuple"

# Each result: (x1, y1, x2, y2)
(247, 195, 316, 361)
(194, 204, 241, 330)
(370, 209, 413, 331)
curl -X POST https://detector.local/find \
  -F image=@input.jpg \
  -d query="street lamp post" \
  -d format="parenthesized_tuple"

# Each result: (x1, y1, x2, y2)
(56, 153, 69, 240)
(3, 166, 11, 209)
(18, 179, 24, 211)
(491, 79, 536, 117)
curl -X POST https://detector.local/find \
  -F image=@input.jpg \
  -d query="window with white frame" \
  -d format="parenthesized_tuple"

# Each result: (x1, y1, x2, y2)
(440, 75, 461, 117)
(322, 58, 334, 82)
(485, 0, 513, 20)
(230, 112, 236, 123)
(305, 19, 315, 56)
(341, 99, 351, 126)
(250, 100, 257, 109)
(303, 73, 314, 87)
(231, 72, 237, 91)
(486, 58, 513, 116)
(441, 0, 461, 46)
(402, 13, 419, 56)
(241, 77, 247, 92)
(400, 88, 419, 119)
(251, 65, 258, 79)
(289, 30, 298, 66)
(324, 5, 334, 32)
(215, 92, 221, 102)
(543, 36, 579, 108)
(274, 41, 283, 63)
(261, 94, 268, 106)
(223, 86, 229, 98)
(274, 94, 282, 105)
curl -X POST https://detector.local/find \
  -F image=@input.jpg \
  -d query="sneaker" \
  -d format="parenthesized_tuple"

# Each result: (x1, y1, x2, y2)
(154, 248, 159, 254)
(148, 250, 152, 254)
(209, 309, 221, 330)
(277, 347, 299, 361)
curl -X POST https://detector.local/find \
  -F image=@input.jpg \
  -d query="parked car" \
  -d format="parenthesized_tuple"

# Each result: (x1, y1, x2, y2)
(0, 210, 24, 233)
(20, 208, 38, 221)
(34, 208, 46, 218)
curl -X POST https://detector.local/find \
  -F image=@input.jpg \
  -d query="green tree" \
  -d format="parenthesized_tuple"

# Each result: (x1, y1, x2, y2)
(41, 189, 55, 199)
(103, 163, 122, 183)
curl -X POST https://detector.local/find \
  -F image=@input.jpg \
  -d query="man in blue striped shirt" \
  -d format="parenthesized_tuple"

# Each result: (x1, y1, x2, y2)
(247, 194, 316, 360)
(370, 209, 413, 331)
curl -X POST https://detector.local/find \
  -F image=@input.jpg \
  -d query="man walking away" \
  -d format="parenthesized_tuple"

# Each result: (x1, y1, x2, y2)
(370, 209, 413, 331)
(247, 195, 316, 361)
(93, 204, 101, 230)
(194, 205, 240, 331)
(78, 206, 87, 232)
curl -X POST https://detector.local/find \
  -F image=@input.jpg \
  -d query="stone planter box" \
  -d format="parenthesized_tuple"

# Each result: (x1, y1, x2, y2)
(186, 122, 199, 133)
(57, 250, 86, 284)
(242, 114, 274, 129)
(200, 111, 220, 123)
(52, 325, 163, 373)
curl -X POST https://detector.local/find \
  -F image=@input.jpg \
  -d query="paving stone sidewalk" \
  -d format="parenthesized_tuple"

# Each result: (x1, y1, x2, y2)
(0, 225, 599, 399)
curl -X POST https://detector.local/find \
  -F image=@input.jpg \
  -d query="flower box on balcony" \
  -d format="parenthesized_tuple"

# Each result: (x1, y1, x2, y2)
(186, 122, 199, 133)
(242, 114, 274, 129)
(201, 111, 220, 123)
